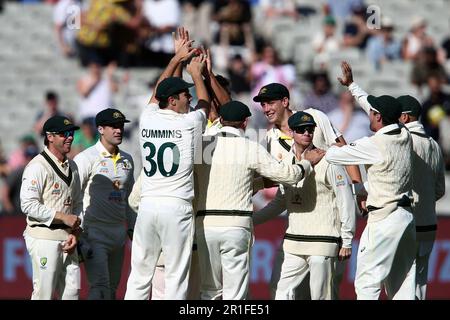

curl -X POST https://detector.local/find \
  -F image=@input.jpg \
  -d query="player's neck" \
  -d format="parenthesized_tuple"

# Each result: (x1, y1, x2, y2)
(101, 140, 118, 155)
(277, 110, 294, 136)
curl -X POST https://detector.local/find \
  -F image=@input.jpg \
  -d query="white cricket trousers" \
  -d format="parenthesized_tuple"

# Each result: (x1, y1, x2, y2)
(270, 250, 334, 300)
(355, 207, 416, 300)
(24, 234, 80, 300)
(125, 197, 194, 300)
(196, 226, 252, 300)
(148, 245, 201, 300)
(83, 223, 127, 300)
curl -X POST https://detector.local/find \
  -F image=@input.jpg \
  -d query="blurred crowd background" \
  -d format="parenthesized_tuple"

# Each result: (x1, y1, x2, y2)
(0, 0, 450, 216)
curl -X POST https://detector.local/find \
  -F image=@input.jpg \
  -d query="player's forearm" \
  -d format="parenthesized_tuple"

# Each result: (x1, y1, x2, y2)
(208, 71, 231, 106)
(348, 82, 371, 115)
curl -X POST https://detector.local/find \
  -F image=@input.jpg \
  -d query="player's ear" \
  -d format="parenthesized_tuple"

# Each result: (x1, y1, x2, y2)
(98, 126, 104, 135)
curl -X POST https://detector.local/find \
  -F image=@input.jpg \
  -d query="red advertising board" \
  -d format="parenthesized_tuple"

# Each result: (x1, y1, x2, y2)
(1, 216, 450, 299)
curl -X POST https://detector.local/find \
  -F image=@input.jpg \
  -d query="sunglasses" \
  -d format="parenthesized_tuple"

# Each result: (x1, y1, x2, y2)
(293, 126, 315, 134)
(52, 130, 74, 138)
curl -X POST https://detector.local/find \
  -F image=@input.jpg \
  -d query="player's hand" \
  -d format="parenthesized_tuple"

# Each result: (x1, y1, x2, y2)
(173, 35, 196, 62)
(186, 54, 206, 77)
(62, 234, 77, 254)
(63, 214, 81, 229)
(304, 148, 325, 166)
(338, 247, 352, 261)
(357, 194, 368, 216)
(173, 26, 191, 54)
(337, 61, 354, 87)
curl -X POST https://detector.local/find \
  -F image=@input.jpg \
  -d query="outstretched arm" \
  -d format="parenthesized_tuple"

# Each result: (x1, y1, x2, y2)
(338, 61, 372, 115)
(186, 55, 211, 117)
(201, 48, 231, 122)
(149, 27, 196, 104)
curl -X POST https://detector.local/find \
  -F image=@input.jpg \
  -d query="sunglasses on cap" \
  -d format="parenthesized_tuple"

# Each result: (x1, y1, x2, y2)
(293, 126, 315, 134)
(52, 130, 74, 138)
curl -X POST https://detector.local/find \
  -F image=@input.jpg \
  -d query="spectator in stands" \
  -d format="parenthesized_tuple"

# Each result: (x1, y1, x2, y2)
(76, 0, 143, 67)
(53, 0, 80, 57)
(69, 118, 99, 158)
(342, 5, 373, 50)
(442, 37, 450, 60)
(77, 62, 119, 130)
(0, 141, 8, 179)
(34, 91, 66, 137)
(181, 0, 213, 46)
(326, 0, 363, 21)
(366, 16, 401, 70)
(303, 72, 338, 114)
(257, 0, 299, 40)
(140, 0, 180, 68)
(311, 15, 341, 70)
(327, 90, 371, 143)
(7, 134, 38, 171)
(212, 0, 252, 46)
(411, 46, 448, 89)
(421, 73, 450, 144)
(402, 16, 435, 62)
(227, 53, 250, 95)
(1, 145, 39, 216)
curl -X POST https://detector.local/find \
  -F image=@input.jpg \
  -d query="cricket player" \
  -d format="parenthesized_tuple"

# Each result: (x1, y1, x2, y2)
(340, 61, 446, 299)
(194, 101, 325, 300)
(74, 108, 135, 300)
(252, 82, 361, 298)
(20, 115, 82, 299)
(125, 44, 210, 299)
(397, 95, 445, 299)
(253, 111, 356, 300)
(325, 83, 416, 299)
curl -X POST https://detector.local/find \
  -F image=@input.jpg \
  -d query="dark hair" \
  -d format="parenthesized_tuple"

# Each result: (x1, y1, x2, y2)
(46, 91, 58, 101)
(44, 134, 50, 146)
(158, 93, 181, 109)
(381, 115, 398, 126)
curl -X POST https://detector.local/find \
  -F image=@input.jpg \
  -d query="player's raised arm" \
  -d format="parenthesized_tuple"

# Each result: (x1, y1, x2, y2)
(149, 27, 196, 104)
(186, 54, 211, 117)
(338, 61, 372, 115)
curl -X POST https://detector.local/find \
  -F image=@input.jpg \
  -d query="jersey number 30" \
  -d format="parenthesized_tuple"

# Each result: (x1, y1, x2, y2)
(143, 142, 180, 177)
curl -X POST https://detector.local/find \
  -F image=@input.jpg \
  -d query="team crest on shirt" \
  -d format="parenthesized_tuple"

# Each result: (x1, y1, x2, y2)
(52, 182, 61, 195)
(40, 257, 47, 269)
(27, 179, 38, 192)
(335, 174, 346, 187)
(99, 167, 109, 173)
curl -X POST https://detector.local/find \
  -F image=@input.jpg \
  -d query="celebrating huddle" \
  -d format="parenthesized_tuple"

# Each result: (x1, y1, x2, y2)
(20, 28, 445, 300)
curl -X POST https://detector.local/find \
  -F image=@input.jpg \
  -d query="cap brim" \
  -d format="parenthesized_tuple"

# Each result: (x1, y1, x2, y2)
(291, 122, 316, 128)
(253, 95, 281, 102)
(65, 125, 80, 131)
(97, 119, 131, 126)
